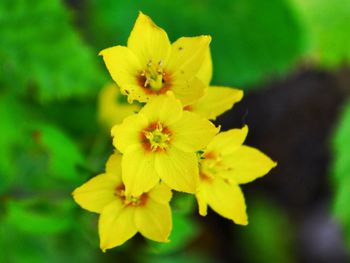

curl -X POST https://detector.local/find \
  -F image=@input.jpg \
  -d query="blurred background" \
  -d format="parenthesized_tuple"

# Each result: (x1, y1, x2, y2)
(1, 0, 350, 262)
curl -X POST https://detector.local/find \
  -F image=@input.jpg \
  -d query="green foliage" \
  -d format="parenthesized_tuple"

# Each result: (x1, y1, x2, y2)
(148, 211, 200, 254)
(332, 100, 350, 247)
(293, 0, 350, 67)
(86, 0, 305, 89)
(0, 94, 27, 193)
(0, 0, 104, 101)
(6, 199, 73, 235)
(29, 123, 85, 182)
(237, 197, 295, 263)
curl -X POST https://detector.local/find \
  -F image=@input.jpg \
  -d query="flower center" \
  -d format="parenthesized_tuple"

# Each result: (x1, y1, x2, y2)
(115, 185, 148, 207)
(141, 121, 172, 152)
(199, 151, 229, 181)
(137, 59, 171, 94)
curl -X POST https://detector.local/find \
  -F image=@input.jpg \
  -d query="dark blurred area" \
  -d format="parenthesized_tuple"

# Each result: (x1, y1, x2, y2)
(1, 0, 350, 263)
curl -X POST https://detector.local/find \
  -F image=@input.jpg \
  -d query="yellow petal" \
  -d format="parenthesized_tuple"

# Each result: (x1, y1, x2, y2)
(99, 46, 141, 89)
(127, 12, 171, 66)
(206, 126, 248, 156)
(199, 177, 248, 225)
(98, 83, 141, 129)
(155, 147, 199, 193)
(111, 113, 148, 153)
(223, 146, 277, 184)
(105, 153, 123, 178)
(122, 145, 159, 196)
(139, 93, 182, 125)
(134, 199, 172, 242)
(148, 182, 172, 204)
(171, 77, 206, 106)
(196, 47, 213, 86)
(72, 173, 118, 213)
(171, 111, 218, 152)
(196, 190, 208, 216)
(167, 36, 211, 81)
(190, 86, 243, 120)
(99, 200, 137, 251)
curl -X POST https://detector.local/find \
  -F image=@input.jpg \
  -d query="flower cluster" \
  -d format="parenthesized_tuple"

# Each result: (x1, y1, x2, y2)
(73, 12, 276, 252)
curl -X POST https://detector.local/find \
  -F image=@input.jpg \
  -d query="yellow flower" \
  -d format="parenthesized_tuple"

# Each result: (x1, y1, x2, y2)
(186, 48, 244, 120)
(99, 12, 210, 105)
(73, 153, 172, 251)
(98, 83, 140, 129)
(112, 92, 218, 196)
(196, 126, 277, 225)
(185, 86, 243, 120)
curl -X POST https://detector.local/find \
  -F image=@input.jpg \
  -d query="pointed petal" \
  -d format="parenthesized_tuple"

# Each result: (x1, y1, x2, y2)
(99, 200, 137, 251)
(139, 93, 182, 125)
(206, 126, 248, 156)
(111, 113, 148, 153)
(148, 182, 172, 204)
(72, 173, 119, 213)
(155, 147, 199, 194)
(105, 153, 122, 179)
(171, 111, 218, 152)
(223, 146, 277, 184)
(99, 46, 141, 89)
(200, 178, 248, 225)
(127, 12, 171, 66)
(196, 189, 208, 216)
(196, 48, 213, 86)
(122, 145, 159, 196)
(167, 36, 211, 80)
(190, 87, 243, 120)
(171, 77, 206, 106)
(135, 199, 172, 242)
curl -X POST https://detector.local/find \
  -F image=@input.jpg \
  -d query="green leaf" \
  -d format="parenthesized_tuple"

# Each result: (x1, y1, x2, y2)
(293, 0, 350, 67)
(6, 199, 74, 235)
(0, 94, 26, 193)
(148, 212, 200, 254)
(86, 0, 305, 89)
(0, 0, 104, 101)
(331, 100, 350, 248)
(237, 197, 295, 263)
(29, 123, 85, 182)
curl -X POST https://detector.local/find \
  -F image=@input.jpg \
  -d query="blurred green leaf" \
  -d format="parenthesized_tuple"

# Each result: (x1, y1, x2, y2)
(30, 123, 85, 182)
(0, 94, 26, 193)
(171, 193, 197, 215)
(6, 199, 73, 235)
(0, 0, 104, 101)
(143, 252, 214, 263)
(87, 0, 305, 89)
(238, 197, 294, 263)
(332, 100, 350, 248)
(293, 0, 350, 67)
(148, 212, 200, 254)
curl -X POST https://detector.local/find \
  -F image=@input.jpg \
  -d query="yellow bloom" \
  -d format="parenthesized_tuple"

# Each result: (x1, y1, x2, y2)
(98, 83, 140, 129)
(73, 153, 172, 251)
(196, 126, 277, 225)
(99, 12, 210, 105)
(112, 92, 218, 196)
(186, 48, 243, 120)
(185, 86, 243, 120)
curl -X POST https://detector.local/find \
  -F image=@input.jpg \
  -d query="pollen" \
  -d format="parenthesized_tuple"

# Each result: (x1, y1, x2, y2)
(141, 121, 172, 152)
(137, 59, 171, 94)
(115, 184, 148, 207)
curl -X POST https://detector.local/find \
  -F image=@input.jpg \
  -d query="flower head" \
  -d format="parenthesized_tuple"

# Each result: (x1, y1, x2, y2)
(196, 126, 277, 225)
(112, 92, 218, 196)
(99, 12, 210, 105)
(73, 153, 172, 251)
